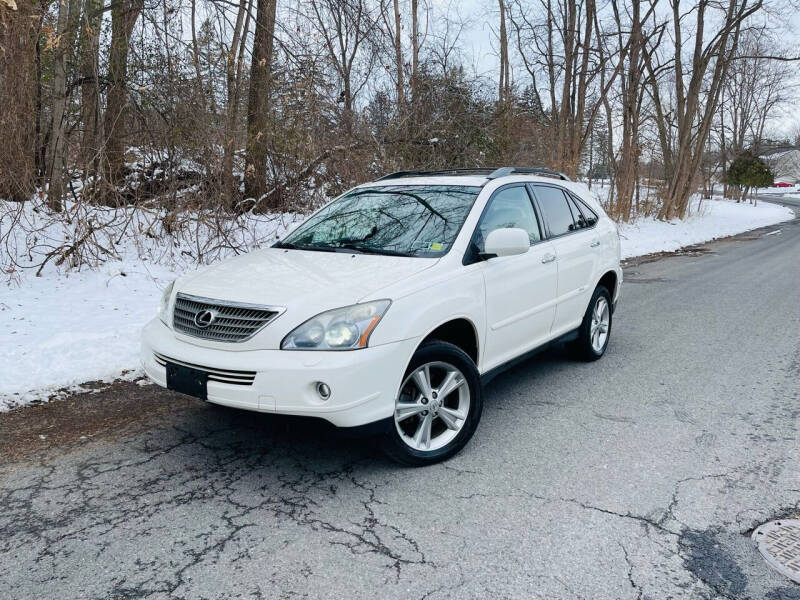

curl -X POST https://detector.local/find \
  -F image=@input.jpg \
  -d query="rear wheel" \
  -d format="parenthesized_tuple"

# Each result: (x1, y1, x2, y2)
(382, 341, 482, 466)
(569, 285, 612, 361)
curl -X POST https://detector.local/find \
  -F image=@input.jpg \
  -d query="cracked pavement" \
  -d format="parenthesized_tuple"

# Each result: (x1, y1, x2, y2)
(2, 202, 799, 599)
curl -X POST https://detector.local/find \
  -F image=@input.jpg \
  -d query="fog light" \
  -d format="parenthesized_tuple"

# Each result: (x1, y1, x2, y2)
(316, 382, 331, 400)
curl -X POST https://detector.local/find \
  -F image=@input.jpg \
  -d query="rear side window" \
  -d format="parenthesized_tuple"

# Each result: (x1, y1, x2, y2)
(532, 185, 575, 237)
(565, 195, 588, 229)
(571, 195, 599, 227)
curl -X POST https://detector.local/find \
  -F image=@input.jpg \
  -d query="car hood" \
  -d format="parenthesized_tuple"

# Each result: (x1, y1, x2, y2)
(178, 247, 439, 314)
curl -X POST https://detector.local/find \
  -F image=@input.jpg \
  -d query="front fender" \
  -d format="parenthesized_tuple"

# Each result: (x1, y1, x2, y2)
(367, 269, 486, 364)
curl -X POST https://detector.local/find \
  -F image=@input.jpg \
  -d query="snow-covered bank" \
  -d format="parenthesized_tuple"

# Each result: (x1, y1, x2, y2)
(0, 197, 795, 410)
(1, 199, 301, 409)
(1, 261, 176, 404)
(617, 197, 794, 259)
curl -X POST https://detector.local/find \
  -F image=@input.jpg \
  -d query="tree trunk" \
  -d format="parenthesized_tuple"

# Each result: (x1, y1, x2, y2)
(78, 0, 103, 177)
(101, 0, 143, 195)
(497, 0, 511, 155)
(189, 0, 204, 105)
(243, 0, 277, 205)
(222, 0, 251, 204)
(497, 0, 509, 106)
(612, 0, 642, 222)
(392, 0, 405, 116)
(0, 0, 41, 202)
(410, 0, 418, 102)
(46, 0, 80, 211)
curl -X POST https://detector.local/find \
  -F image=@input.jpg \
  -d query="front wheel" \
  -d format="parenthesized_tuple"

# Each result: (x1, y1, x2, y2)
(382, 341, 482, 466)
(569, 285, 612, 361)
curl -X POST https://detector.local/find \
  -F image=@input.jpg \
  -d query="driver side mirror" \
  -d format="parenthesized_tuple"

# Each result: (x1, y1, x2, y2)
(482, 227, 530, 259)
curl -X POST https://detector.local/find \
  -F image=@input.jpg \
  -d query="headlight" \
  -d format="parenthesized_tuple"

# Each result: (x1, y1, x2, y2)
(281, 300, 391, 350)
(157, 280, 175, 326)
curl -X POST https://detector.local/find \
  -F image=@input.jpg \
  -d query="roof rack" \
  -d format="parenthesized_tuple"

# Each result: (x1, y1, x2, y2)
(486, 167, 571, 181)
(376, 166, 571, 183)
(376, 168, 496, 181)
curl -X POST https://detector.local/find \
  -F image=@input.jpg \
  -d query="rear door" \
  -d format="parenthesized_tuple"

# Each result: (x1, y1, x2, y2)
(530, 184, 598, 335)
(472, 184, 558, 370)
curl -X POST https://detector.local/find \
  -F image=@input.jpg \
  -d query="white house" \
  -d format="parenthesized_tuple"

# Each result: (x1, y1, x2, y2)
(761, 148, 800, 184)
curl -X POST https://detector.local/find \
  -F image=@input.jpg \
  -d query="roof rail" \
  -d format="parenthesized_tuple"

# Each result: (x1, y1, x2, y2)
(486, 167, 571, 181)
(376, 168, 496, 181)
(375, 166, 571, 182)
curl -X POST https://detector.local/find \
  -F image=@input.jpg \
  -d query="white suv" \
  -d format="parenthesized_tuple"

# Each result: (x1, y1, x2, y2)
(142, 167, 622, 465)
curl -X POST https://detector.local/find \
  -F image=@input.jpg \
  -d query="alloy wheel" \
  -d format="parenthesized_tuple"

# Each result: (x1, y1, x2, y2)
(590, 296, 610, 353)
(394, 361, 471, 452)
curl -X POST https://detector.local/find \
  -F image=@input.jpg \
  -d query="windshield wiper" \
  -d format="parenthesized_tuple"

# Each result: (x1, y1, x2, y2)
(334, 242, 415, 257)
(273, 241, 337, 252)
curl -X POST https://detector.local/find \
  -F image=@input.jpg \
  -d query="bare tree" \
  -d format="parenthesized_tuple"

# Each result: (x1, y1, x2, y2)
(78, 0, 103, 177)
(0, 0, 41, 202)
(388, 0, 405, 116)
(3, 0, 791, 246)
(601, 0, 663, 221)
(509, 0, 624, 179)
(645, 0, 764, 220)
(395, 0, 405, 112)
(410, 0, 419, 101)
(497, 0, 511, 108)
(45, 0, 80, 210)
(307, 0, 378, 133)
(426, 0, 465, 74)
(102, 0, 144, 192)
(244, 0, 278, 204)
(718, 29, 790, 200)
(222, 0, 252, 203)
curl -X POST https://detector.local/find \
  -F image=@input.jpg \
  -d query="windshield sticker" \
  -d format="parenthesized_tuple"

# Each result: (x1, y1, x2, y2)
(429, 242, 443, 251)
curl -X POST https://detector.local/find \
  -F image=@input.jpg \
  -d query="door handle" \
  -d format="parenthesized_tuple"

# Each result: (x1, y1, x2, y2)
(541, 253, 556, 264)
(590, 240, 601, 248)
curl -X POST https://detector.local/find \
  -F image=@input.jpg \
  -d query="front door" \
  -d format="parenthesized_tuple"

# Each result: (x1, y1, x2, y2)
(476, 185, 559, 371)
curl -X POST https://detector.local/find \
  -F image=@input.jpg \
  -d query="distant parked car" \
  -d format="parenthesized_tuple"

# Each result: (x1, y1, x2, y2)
(773, 182, 792, 188)
(142, 167, 623, 465)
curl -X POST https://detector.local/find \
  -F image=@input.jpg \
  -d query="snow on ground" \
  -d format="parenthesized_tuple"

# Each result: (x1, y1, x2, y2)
(1, 198, 301, 409)
(0, 195, 795, 410)
(617, 196, 793, 259)
(1, 260, 177, 404)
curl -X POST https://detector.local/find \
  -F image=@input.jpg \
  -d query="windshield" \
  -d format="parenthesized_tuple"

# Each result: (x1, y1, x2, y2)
(277, 185, 480, 257)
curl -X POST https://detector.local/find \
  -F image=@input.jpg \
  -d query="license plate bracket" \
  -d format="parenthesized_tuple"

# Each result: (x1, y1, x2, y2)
(166, 362, 208, 400)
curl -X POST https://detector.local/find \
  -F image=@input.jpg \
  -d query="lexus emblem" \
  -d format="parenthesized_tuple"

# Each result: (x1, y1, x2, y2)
(194, 309, 217, 329)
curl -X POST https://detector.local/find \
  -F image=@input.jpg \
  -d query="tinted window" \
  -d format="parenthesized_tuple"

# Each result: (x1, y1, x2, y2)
(533, 185, 575, 237)
(566, 195, 589, 229)
(573, 195, 599, 226)
(477, 186, 541, 250)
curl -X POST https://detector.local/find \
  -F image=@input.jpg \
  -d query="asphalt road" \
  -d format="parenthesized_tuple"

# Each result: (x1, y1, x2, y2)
(2, 200, 799, 600)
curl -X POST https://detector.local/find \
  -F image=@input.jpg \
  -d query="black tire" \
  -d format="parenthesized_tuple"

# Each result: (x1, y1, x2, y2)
(568, 285, 612, 361)
(382, 341, 482, 467)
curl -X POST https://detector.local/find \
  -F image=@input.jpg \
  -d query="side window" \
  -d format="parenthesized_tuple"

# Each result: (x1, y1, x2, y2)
(573, 195, 599, 227)
(532, 185, 575, 237)
(477, 186, 541, 250)
(566, 195, 589, 229)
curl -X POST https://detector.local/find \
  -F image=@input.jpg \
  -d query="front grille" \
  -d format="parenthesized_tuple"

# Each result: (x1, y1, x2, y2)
(172, 293, 283, 342)
(154, 352, 256, 385)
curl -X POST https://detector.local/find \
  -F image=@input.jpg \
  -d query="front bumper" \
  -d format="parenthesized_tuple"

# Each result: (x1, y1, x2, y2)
(141, 318, 418, 427)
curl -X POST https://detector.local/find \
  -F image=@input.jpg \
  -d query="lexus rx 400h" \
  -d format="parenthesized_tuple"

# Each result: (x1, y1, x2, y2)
(142, 167, 622, 465)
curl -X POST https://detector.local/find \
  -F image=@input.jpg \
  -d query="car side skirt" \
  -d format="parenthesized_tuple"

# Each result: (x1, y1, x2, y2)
(479, 328, 580, 386)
